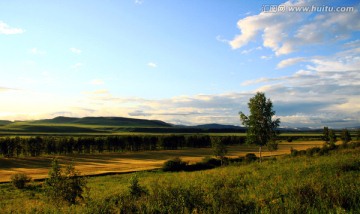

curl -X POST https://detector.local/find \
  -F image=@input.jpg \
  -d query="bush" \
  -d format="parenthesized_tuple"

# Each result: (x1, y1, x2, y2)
(245, 153, 257, 163)
(44, 159, 87, 205)
(306, 147, 321, 156)
(202, 156, 221, 166)
(10, 173, 31, 189)
(290, 147, 298, 157)
(162, 157, 187, 172)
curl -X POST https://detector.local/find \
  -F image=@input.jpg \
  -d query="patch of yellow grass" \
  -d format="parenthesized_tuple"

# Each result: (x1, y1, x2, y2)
(0, 141, 324, 182)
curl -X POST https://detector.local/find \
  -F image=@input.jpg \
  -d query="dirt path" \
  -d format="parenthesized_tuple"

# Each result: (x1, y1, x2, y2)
(0, 141, 323, 182)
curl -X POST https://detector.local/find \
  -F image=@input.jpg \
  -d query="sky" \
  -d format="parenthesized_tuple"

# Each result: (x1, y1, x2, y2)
(0, 0, 359, 128)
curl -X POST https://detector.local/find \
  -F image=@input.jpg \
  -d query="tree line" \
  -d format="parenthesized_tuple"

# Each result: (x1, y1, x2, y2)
(0, 135, 246, 157)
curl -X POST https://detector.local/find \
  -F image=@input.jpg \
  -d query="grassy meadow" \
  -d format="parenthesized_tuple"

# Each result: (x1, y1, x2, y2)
(0, 142, 359, 213)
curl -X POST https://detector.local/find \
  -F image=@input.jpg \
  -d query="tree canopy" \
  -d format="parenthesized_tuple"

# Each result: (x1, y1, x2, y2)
(239, 92, 280, 161)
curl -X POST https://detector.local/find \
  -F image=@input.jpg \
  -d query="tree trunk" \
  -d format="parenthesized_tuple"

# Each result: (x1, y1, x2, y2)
(259, 146, 262, 163)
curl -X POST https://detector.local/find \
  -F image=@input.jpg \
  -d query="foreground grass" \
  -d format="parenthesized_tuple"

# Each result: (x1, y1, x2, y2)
(0, 144, 359, 213)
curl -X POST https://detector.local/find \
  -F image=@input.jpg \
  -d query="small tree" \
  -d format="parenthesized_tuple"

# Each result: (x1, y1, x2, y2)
(340, 129, 352, 144)
(44, 159, 87, 205)
(322, 127, 330, 144)
(239, 92, 280, 162)
(129, 175, 147, 198)
(212, 138, 228, 165)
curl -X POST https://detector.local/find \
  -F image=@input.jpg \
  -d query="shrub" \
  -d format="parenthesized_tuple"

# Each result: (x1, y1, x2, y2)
(290, 147, 298, 157)
(287, 137, 293, 142)
(10, 173, 31, 189)
(202, 156, 221, 166)
(306, 147, 321, 156)
(44, 159, 87, 205)
(162, 157, 187, 172)
(129, 175, 147, 198)
(245, 153, 257, 163)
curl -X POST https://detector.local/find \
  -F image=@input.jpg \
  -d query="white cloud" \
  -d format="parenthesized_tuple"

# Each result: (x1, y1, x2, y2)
(260, 55, 272, 60)
(70, 47, 82, 54)
(89, 79, 104, 85)
(229, 0, 360, 55)
(216, 35, 229, 43)
(0, 21, 24, 35)
(241, 46, 262, 54)
(307, 48, 360, 72)
(147, 62, 157, 68)
(30, 48, 46, 55)
(134, 0, 143, 5)
(237, 46, 360, 128)
(277, 57, 306, 69)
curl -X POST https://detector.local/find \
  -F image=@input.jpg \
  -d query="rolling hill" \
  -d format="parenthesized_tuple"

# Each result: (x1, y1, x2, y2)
(0, 116, 176, 135)
(32, 116, 172, 127)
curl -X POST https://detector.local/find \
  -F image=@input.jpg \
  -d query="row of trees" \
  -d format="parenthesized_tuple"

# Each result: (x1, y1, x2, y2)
(0, 135, 246, 157)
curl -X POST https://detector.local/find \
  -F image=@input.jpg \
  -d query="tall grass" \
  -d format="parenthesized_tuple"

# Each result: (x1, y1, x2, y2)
(0, 144, 359, 213)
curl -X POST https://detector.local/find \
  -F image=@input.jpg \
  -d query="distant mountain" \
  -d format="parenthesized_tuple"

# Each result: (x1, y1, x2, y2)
(32, 116, 173, 128)
(2, 116, 354, 134)
(194, 123, 245, 130)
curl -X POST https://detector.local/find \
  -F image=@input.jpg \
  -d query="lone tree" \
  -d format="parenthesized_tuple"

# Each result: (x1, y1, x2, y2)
(212, 138, 228, 165)
(239, 92, 280, 162)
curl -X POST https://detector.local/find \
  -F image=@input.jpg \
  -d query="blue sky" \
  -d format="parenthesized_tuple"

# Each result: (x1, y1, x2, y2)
(0, 0, 359, 128)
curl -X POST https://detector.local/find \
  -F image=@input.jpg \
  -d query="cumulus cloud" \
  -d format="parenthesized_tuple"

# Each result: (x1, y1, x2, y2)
(240, 46, 360, 128)
(0, 21, 24, 34)
(229, 0, 360, 55)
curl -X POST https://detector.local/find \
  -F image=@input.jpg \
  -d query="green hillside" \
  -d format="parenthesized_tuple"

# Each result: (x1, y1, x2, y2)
(0, 116, 174, 135)
(33, 116, 173, 127)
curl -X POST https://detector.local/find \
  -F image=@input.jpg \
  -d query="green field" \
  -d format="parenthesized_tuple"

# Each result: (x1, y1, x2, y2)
(0, 142, 359, 213)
